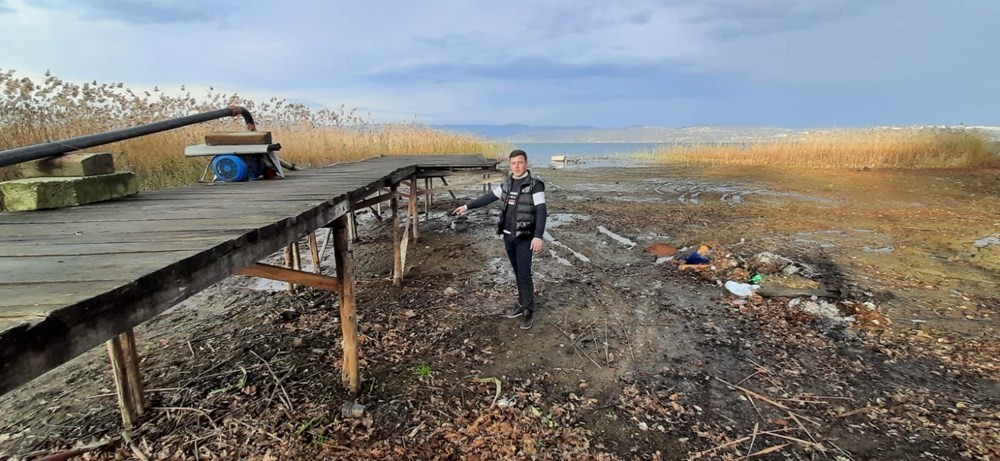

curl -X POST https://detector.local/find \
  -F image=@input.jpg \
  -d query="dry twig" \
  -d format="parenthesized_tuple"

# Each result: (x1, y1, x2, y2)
(745, 422, 759, 458)
(548, 320, 604, 370)
(30, 437, 120, 461)
(152, 406, 219, 430)
(617, 321, 636, 362)
(716, 377, 821, 427)
(251, 350, 295, 412)
(122, 430, 150, 461)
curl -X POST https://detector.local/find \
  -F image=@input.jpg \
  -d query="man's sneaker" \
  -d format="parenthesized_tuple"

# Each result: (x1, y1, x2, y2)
(504, 303, 524, 318)
(520, 310, 534, 330)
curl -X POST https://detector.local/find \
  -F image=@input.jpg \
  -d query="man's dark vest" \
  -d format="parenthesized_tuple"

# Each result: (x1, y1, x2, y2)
(497, 172, 538, 239)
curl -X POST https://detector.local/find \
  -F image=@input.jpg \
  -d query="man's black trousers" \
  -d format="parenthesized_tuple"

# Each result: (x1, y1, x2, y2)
(504, 236, 535, 312)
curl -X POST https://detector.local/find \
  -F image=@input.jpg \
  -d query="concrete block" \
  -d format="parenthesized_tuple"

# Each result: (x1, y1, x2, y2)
(19, 153, 116, 178)
(1, 172, 139, 212)
(205, 131, 272, 146)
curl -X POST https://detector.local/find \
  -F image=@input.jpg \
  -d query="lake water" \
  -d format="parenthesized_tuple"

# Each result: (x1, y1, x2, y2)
(506, 142, 668, 168)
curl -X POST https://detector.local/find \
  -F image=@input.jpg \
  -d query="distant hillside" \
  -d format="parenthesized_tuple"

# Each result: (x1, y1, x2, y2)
(432, 124, 594, 140)
(433, 124, 796, 143)
(507, 126, 798, 143)
(433, 124, 1000, 144)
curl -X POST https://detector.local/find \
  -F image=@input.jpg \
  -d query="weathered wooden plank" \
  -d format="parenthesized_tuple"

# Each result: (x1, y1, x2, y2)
(0, 281, 128, 307)
(0, 195, 351, 395)
(0, 155, 495, 397)
(0, 202, 314, 224)
(0, 210, 315, 226)
(413, 170, 454, 178)
(0, 239, 229, 257)
(204, 131, 272, 146)
(0, 218, 280, 239)
(0, 229, 247, 246)
(0, 250, 204, 284)
(0, 303, 68, 320)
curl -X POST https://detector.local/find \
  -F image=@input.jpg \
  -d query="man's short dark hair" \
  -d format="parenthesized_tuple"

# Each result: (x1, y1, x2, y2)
(509, 149, 527, 161)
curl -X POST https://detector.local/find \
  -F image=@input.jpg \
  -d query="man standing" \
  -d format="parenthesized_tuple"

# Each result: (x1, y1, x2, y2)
(453, 150, 547, 329)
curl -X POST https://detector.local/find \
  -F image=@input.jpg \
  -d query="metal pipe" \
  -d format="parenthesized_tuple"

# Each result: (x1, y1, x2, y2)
(0, 105, 256, 168)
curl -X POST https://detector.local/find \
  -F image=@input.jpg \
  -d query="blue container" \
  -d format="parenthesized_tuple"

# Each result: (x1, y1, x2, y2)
(684, 252, 710, 264)
(212, 154, 263, 182)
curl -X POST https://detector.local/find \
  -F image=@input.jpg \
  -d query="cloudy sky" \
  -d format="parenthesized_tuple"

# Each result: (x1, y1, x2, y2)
(1, 0, 997, 128)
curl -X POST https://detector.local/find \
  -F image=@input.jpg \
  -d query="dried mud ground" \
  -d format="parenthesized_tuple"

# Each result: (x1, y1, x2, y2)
(1, 165, 998, 460)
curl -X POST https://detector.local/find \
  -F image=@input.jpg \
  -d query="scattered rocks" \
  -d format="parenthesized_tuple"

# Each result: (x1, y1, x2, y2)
(973, 235, 1000, 248)
(782, 264, 800, 275)
(341, 401, 366, 418)
(798, 298, 852, 323)
(748, 252, 794, 274)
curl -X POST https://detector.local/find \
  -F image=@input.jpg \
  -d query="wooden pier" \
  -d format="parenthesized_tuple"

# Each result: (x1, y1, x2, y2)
(0, 154, 496, 426)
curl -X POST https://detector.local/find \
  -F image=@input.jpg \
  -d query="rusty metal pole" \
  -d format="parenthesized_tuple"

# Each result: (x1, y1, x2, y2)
(0, 106, 256, 168)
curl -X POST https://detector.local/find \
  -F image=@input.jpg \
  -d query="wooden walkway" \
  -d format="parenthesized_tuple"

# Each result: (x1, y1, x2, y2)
(0, 154, 496, 398)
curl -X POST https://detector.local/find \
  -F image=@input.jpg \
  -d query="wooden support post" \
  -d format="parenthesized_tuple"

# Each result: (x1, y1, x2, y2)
(332, 216, 360, 395)
(292, 240, 302, 271)
(482, 173, 493, 193)
(349, 211, 359, 243)
(409, 176, 419, 243)
(346, 212, 354, 241)
(121, 330, 145, 416)
(425, 177, 432, 213)
(376, 187, 382, 215)
(440, 176, 458, 200)
(283, 244, 296, 294)
(106, 334, 137, 428)
(320, 229, 333, 268)
(308, 232, 321, 274)
(391, 184, 402, 287)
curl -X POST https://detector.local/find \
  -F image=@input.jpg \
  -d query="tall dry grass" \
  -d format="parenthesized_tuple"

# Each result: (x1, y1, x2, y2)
(652, 129, 1000, 169)
(0, 69, 506, 190)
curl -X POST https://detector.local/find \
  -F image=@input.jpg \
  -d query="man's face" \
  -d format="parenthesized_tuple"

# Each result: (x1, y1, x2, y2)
(510, 155, 527, 176)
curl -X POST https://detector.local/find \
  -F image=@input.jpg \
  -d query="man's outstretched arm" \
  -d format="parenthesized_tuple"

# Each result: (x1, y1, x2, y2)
(453, 185, 502, 215)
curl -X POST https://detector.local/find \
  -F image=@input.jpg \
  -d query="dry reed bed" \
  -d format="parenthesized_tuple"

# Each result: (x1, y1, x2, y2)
(0, 69, 504, 190)
(653, 129, 1000, 169)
